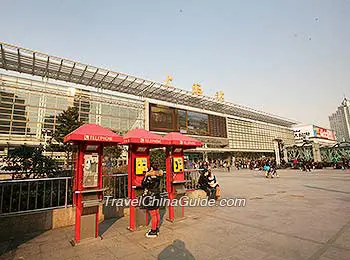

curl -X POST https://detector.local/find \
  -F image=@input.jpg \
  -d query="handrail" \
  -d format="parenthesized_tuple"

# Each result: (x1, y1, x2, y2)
(0, 176, 72, 184)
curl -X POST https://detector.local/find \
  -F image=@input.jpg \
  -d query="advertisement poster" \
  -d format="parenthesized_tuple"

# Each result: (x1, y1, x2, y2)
(187, 111, 209, 135)
(149, 105, 175, 131)
(313, 127, 336, 141)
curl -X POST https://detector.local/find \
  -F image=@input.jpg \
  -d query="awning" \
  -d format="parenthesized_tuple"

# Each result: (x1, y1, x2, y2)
(162, 132, 202, 147)
(123, 128, 169, 145)
(64, 124, 123, 143)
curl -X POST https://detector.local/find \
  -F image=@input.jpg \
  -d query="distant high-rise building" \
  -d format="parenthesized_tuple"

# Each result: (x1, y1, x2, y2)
(329, 98, 350, 142)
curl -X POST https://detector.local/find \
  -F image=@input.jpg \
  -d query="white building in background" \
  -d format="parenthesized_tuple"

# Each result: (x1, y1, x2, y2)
(293, 124, 336, 147)
(329, 98, 350, 142)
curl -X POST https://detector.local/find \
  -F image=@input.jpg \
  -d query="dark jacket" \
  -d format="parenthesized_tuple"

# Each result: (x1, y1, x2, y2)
(141, 174, 162, 210)
(198, 172, 209, 190)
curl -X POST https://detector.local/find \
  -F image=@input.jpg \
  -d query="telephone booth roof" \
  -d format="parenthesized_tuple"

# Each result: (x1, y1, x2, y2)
(162, 132, 202, 147)
(123, 128, 169, 145)
(63, 124, 123, 143)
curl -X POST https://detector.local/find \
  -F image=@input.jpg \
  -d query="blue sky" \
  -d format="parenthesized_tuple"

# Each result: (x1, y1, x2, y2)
(1, 0, 349, 127)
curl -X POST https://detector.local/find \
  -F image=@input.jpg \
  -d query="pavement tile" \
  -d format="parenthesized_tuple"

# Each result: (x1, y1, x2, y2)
(215, 243, 269, 260)
(76, 248, 117, 260)
(119, 251, 155, 260)
(320, 246, 350, 260)
(102, 237, 145, 259)
(244, 230, 322, 260)
(138, 234, 178, 250)
(333, 225, 350, 250)
(38, 247, 79, 260)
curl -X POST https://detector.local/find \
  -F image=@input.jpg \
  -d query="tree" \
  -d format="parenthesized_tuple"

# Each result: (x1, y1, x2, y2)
(103, 130, 126, 172)
(104, 146, 124, 164)
(52, 107, 84, 170)
(53, 107, 84, 144)
(4, 145, 58, 179)
(150, 148, 166, 169)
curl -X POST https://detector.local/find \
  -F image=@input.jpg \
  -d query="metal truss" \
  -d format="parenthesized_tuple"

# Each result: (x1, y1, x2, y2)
(286, 145, 313, 161)
(320, 146, 350, 162)
(0, 42, 297, 127)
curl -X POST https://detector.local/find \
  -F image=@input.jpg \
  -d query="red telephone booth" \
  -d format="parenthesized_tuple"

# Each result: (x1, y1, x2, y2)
(163, 132, 202, 222)
(64, 124, 123, 243)
(123, 128, 169, 231)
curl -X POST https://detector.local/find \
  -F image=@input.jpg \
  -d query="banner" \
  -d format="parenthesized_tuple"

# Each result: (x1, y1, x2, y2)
(313, 127, 335, 141)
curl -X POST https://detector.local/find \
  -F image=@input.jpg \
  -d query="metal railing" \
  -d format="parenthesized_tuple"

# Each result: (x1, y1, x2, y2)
(185, 169, 203, 190)
(103, 174, 128, 199)
(0, 170, 203, 216)
(0, 177, 73, 216)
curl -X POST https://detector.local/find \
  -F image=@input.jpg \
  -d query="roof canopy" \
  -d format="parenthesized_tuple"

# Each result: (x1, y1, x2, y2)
(163, 132, 202, 147)
(0, 42, 297, 127)
(123, 128, 168, 145)
(64, 124, 123, 143)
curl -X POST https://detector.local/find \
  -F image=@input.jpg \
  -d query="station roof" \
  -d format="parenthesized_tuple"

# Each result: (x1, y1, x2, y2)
(0, 42, 297, 127)
(123, 128, 168, 145)
(162, 132, 202, 147)
(64, 124, 123, 143)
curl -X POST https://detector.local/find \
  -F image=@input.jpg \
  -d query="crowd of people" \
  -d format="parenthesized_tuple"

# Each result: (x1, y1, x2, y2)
(187, 157, 350, 172)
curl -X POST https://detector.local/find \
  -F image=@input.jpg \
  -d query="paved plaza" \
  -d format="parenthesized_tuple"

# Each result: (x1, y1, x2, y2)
(1, 169, 350, 260)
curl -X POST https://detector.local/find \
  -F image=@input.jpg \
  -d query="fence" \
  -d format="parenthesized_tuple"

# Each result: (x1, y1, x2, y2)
(103, 174, 128, 199)
(0, 169, 202, 216)
(0, 177, 73, 216)
(185, 169, 202, 190)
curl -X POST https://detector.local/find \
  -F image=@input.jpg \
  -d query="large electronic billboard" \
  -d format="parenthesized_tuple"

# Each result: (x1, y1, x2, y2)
(313, 126, 336, 141)
(149, 104, 227, 138)
(187, 111, 209, 135)
(149, 105, 176, 131)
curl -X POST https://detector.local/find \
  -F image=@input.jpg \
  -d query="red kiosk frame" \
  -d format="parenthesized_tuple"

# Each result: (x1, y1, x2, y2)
(123, 128, 169, 231)
(163, 132, 202, 222)
(64, 124, 123, 243)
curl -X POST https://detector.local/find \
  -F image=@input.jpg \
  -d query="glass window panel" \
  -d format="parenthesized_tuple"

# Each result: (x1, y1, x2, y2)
(57, 97, 68, 110)
(0, 103, 13, 109)
(101, 117, 111, 128)
(101, 104, 111, 115)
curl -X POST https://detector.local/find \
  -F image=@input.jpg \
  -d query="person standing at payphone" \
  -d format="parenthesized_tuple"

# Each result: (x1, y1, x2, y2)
(141, 161, 163, 238)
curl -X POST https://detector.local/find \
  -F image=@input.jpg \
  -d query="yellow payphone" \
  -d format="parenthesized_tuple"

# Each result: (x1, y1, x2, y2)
(135, 157, 148, 175)
(173, 157, 184, 173)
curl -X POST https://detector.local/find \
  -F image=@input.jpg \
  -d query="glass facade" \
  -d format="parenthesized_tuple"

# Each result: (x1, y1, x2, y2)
(0, 73, 295, 153)
(0, 74, 144, 143)
(227, 118, 295, 151)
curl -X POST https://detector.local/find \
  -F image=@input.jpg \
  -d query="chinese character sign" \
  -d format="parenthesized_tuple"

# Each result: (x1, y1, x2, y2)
(192, 83, 203, 95)
(215, 91, 224, 101)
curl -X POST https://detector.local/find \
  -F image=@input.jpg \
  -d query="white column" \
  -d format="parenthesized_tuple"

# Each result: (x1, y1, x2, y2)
(203, 151, 208, 162)
(36, 94, 47, 140)
(273, 140, 281, 166)
(283, 148, 288, 162)
(144, 100, 150, 131)
(312, 142, 321, 162)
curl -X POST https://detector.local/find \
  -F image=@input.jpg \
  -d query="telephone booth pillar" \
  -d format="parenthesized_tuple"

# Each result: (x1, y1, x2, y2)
(64, 124, 123, 243)
(123, 129, 168, 231)
(163, 132, 202, 222)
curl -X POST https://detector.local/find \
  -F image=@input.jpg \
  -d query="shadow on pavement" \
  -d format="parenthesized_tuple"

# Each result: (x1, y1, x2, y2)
(158, 240, 195, 260)
(98, 218, 119, 236)
(0, 230, 45, 257)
